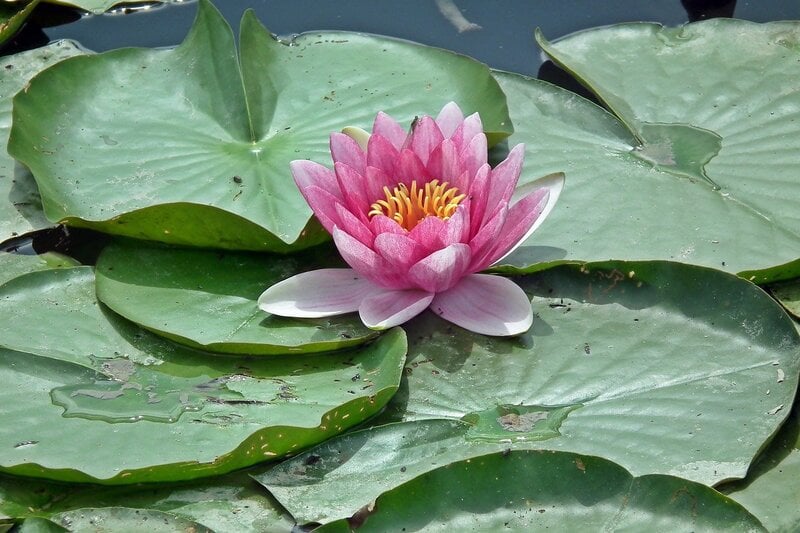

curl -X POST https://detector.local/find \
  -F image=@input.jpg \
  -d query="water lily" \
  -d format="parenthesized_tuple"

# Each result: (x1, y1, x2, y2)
(259, 102, 563, 336)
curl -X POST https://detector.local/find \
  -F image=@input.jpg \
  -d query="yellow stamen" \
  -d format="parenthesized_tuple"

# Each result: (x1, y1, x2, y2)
(368, 179, 465, 231)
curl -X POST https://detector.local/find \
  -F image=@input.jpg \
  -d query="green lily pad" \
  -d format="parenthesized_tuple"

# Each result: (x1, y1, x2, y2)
(0, 267, 406, 483)
(0, 468, 293, 532)
(493, 20, 800, 283)
(95, 241, 377, 355)
(30, 508, 211, 533)
(1, 41, 85, 244)
(769, 279, 800, 319)
(0, 252, 78, 287)
(315, 450, 764, 532)
(0, 0, 40, 48)
(9, 0, 511, 252)
(368, 262, 800, 486)
(721, 406, 800, 533)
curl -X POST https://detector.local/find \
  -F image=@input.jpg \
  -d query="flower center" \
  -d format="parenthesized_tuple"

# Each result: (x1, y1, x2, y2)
(368, 179, 466, 231)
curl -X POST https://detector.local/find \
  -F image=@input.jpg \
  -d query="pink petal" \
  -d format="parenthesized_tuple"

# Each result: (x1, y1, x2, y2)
(426, 139, 463, 185)
(467, 164, 491, 235)
(435, 102, 465, 139)
(394, 149, 432, 187)
(303, 185, 345, 234)
(334, 162, 370, 217)
(373, 111, 408, 151)
(431, 274, 532, 336)
(370, 214, 405, 236)
(490, 172, 565, 265)
(366, 134, 400, 178)
(408, 243, 472, 293)
(407, 215, 446, 250)
(330, 132, 366, 175)
(459, 133, 488, 186)
(450, 112, 483, 153)
(359, 289, 434, 330)
(335, 202, 373, 247)
(333, 227, 405, 289)
(468, 200, 508, 270)
(365, 166, 394, 205)
(290, 160, 342, 201)
(373, 233, 431, 270)
(408, 116, 444, 166)
(442, 201, 470, 246)
(258, 269, 380, 318)
(485, 144, 525, 214)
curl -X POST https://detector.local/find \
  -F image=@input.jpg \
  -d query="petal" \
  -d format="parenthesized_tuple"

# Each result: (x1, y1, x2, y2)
(330, 132, 366, 175)
(342, 126, 370, 151)
(407, 215, 446, 250)
(335, 202, 373, 246)
(467, 164, 491, 235)
(359, 289, 434, 330)
(290, 160, 342, 201)
(468, 200, 508, 270)
(334, 162, 370, 216)
(459, 133, 488, 187)
(426, 139, 463, 185)
(333, 226, 406, 289)
(366, 134, 400, 178)
(258, 269, 380, 318)
(442, 200, 470, 246)
(303, 185, 345, 234)
(486, 144, 525, 213)
(435, 102, 465, 139)
(395, 149, 431, 186)
(450, 112, 483, 153)
(369, 213, 405, 236)
(365, 166, 394, 204)
(408, 116, 444, 165)
(431, 274, 533, 336)
(373, 232, 431, 270)
(373, 111, 408, 150)
(408, 243, 472, 293)
(488, 172, 565, 265)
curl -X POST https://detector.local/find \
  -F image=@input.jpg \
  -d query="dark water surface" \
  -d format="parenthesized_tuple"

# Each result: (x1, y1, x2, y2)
(13, 0, 800, 77)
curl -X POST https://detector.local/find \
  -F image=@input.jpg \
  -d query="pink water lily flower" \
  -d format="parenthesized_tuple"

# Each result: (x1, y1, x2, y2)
(259, 102, 563, 336)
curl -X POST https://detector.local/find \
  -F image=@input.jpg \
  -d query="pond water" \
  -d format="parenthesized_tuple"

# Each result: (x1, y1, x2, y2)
(11, 0, 800, 78)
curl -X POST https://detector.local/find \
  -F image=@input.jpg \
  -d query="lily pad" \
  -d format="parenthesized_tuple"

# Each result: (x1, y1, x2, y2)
(493, 19, 800, 283)
(9, 0, 511, 252)
(44, 0, 178, 15)
(370, 261, 800, 486)
(1, 41, 85, 244)
(95, 241, 377, 355)
(721, 406, 800, 533)
(0, 0, 40, 48)
(0, 468, 293, 532)
(0, 252, 78, 287)
(315, 450, 764, 532)
(0, 267, 406, 483)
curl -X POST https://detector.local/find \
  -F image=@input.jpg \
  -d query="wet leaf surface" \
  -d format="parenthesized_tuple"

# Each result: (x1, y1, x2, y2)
(494, 19, 800, 283)
(95, 241, 377, 355)
(0, 267, 406, 483)
(315, 450, 764, 532)
(9, 0, 510, 252)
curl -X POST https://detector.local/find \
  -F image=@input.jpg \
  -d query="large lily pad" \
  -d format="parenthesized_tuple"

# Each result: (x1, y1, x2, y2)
(45, 0, 179, 15)
(494, 19, 800, 283)
(9, 0, 511, 252)
(770, 278, 800, 319)
(1, 41, 85, 244)
(315, 450, 764, 532)
(0, 267, 406, 483)
(369, 262, 800, 486)
(95, 241, 377, 355)
(0, 468, 293, 532)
